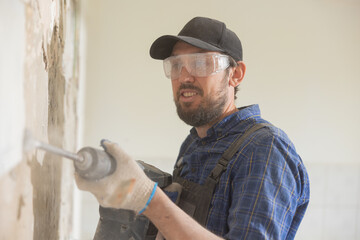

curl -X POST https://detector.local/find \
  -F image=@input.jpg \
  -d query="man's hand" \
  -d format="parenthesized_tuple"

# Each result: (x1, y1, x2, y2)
(75, 140, 156, 213)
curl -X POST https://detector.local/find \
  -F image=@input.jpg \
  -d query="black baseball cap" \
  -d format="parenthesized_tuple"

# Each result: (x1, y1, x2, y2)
(150, 17, 243, 61)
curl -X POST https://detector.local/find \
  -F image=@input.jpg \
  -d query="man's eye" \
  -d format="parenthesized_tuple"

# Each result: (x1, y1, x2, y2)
(172, 63, 181, 71)
(193, 60, 206, 68)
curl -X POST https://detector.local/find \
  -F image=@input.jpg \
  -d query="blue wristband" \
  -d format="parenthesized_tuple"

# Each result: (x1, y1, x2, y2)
(138, 182, 158, 214)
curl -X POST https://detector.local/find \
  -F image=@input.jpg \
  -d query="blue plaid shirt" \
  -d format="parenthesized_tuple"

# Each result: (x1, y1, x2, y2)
(175, 105, 310, 239)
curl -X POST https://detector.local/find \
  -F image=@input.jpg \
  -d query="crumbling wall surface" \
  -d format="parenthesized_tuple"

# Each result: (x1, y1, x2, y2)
(0, 0, 79, 239)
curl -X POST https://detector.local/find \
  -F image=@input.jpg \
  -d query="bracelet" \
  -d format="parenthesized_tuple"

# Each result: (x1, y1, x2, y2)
(138, 182, 158, 214)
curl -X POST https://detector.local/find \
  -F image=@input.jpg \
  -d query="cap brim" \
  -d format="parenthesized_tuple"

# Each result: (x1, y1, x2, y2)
(150, 35, 223, 60)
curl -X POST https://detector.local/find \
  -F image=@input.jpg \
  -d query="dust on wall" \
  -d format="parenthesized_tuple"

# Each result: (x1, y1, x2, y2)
(0, 0, 80, 239)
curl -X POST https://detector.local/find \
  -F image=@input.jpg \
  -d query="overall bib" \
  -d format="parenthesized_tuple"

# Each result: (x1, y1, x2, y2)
(93, 123, 268, 239)
(172, 123, 268, 226)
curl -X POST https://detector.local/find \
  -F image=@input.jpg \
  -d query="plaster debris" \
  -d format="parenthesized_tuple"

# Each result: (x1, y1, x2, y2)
(0, 0, 79, 239)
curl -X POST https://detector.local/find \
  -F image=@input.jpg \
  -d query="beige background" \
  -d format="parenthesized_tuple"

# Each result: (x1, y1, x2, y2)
(80, 0, 360, 239)
(82, 0, 360, 166)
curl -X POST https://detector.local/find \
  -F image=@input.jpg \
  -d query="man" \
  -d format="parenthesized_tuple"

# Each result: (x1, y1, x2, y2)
(76, 17, 310, 239)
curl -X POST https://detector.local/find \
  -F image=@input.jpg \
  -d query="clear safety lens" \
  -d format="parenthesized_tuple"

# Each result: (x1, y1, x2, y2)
(163, 53, 232, 79)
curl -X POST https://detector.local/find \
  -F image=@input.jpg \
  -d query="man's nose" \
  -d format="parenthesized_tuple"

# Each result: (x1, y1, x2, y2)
(178, 67, 194, 83)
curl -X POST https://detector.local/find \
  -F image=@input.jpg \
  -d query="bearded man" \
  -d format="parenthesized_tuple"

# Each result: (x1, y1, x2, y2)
(76, 17, 310, 240)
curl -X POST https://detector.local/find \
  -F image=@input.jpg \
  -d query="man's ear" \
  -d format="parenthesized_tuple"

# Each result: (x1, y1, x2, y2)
(229, 61, 246, 87)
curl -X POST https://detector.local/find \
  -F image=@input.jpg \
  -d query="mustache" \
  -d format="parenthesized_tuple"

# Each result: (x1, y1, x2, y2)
(177, 84, 204, 98)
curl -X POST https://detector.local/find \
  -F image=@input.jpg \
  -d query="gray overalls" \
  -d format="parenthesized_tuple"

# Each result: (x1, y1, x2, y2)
(93, 124, 268, 239)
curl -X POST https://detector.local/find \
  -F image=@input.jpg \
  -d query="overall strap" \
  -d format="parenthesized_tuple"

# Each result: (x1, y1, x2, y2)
(207, 123, 272, 184)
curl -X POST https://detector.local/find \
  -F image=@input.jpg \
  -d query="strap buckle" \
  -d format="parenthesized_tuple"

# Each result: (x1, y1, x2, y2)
(209, 157, 228, 182)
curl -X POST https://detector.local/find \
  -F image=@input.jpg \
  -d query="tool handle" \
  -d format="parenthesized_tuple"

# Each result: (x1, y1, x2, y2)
(75, 147, 117, 180)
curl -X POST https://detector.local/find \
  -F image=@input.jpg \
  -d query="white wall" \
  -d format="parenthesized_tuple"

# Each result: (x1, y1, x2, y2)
(0, 0, 25, 177)
(80, 0, 360, 239)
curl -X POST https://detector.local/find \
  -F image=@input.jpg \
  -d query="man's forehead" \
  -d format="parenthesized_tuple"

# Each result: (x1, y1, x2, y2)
(171, 41, 215, 56)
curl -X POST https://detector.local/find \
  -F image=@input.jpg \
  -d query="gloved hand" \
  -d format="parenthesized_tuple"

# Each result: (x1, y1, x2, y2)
(75, 140, 157, 213)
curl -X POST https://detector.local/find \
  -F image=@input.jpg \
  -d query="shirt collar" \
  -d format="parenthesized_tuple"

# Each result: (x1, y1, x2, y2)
(189, 104, 261, 140)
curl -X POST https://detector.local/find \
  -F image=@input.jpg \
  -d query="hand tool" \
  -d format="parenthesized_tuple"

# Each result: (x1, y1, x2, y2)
(23, 131, 116, 180)
(24, 130, 175, 240)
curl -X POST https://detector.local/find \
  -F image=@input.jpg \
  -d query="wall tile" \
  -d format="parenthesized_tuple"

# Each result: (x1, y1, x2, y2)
(322, 207, 357, 240)
(296, 205, 324, 240)
(307, 163, 327, 206)
(325, 164, 360, 207)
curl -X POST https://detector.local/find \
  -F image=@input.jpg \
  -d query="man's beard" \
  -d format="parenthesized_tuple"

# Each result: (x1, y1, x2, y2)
(174, 76, 229, 127)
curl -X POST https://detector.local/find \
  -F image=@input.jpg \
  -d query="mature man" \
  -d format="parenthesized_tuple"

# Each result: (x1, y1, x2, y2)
(76, 17, 310, 240)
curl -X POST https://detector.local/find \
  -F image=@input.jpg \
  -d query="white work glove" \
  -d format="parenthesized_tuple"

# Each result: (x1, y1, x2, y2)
(75, 140, 157, 213)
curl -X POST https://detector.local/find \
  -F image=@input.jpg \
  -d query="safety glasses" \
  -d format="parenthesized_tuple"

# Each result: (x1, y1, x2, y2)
(163, 53, 233, 79)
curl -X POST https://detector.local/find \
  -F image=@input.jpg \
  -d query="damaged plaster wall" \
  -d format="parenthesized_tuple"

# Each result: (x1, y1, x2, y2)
(0, 0, 80, 239)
